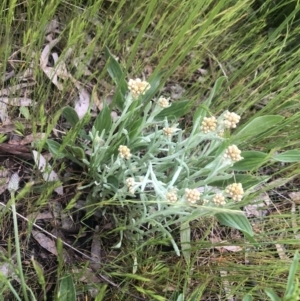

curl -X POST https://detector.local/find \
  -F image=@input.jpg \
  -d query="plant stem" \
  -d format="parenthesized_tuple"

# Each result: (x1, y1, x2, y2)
(11, 192, 29, 301)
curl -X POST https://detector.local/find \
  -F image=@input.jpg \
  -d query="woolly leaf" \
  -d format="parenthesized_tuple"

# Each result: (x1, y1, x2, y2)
(105, 47, 127, 110)
(234, 115, 284, 144)
(232, 151, 268, 171)
(216, 212, 253, 237)
(155, 100, 191, 120)
(93, 102, 112, 133)
(62, 106, 80, 127)
(58, 274, 76, 301)
(273, 150, 300, 163)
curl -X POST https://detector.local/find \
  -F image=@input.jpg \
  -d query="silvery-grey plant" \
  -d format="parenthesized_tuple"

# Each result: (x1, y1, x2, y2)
(47, 49, 292, 264)
(81, 78, 249, 259)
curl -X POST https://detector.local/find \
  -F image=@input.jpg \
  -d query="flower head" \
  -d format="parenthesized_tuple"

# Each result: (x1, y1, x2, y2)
(126, 177, 134, 187)
(200, 116, 217, 133)
(225, 183, 244, 201)
(185, 188, 201, 204)
(118, 145, 132, 160)
(163, 127, 175, 138)
(166, 189, 178, 203)
(126, 177, 135, 194)
(224, 145, 243, 162)
(212, 193, 226, 206)
(157, 96, 170, 108)
(223, 111, 240, 129)
(128, 78, 150, 99)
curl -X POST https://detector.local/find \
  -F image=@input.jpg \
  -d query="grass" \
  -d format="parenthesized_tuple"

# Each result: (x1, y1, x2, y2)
(1, 0, 300, 300)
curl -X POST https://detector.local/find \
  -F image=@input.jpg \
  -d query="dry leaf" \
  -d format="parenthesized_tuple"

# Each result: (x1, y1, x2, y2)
(0, 143, 32, 159)
(73, 268, 101, 283)
(170, 83, 185, 99)
(90, 226, 101, 270)
(0, 119, 32, 133)
(32, 230, 58, 255)
(32, 151, 63, 195)
(40, 38, 60, 68)
(221, 245, 243, 252)
(51, 52, 70, 79)
(49, 200, 62, 221)
(0, 170, 9, 195)
(45, 18, 60, 35)
(244, 193, 270, 218)
(0, 101, 9, 123)
(0, 97, 35, 106)
(61, 211, 75, 231)
(72, 54, 92, 76)
(219, 270, 234, 301)
(74, 83, 90, 119)
(0, 122, 16, 132)
(0, 262, 14, 278)
(92, 88, 102, 111)
(19, 133, 46, 145)
(27, 211, 53, 221)
(2, 70, 15, 82)
(162, 285, 176, 292)
(0, 168, 9, 178)
(275, 244, 289, 261)
(41, 39, 88, 98)
(210, 234, 242, 252)
(42, 66, 63, 90)
(0, 250, 19, 282)
(40, 38, 72, 91)
(289, 191, 300, 204)
(0, 83, 35, 97)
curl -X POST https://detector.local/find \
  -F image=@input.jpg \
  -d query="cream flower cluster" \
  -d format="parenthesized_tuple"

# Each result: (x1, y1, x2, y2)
(224, 145, 243, 162)
(163, 127, 175, 137)
(200, 116, 217, 133)
(158, 96, 170, 108)
(128, 78, 150, 99)
(212, 193, 226, 206)
(225, 183, 244, 201)
(157, 96, 170, 109)
(223, 111, 240, 129)
(118, 145, 132, 159)
(166, 189, 178, 203)
(185, 188, 201, 204)
(126, 177, 135, 194)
